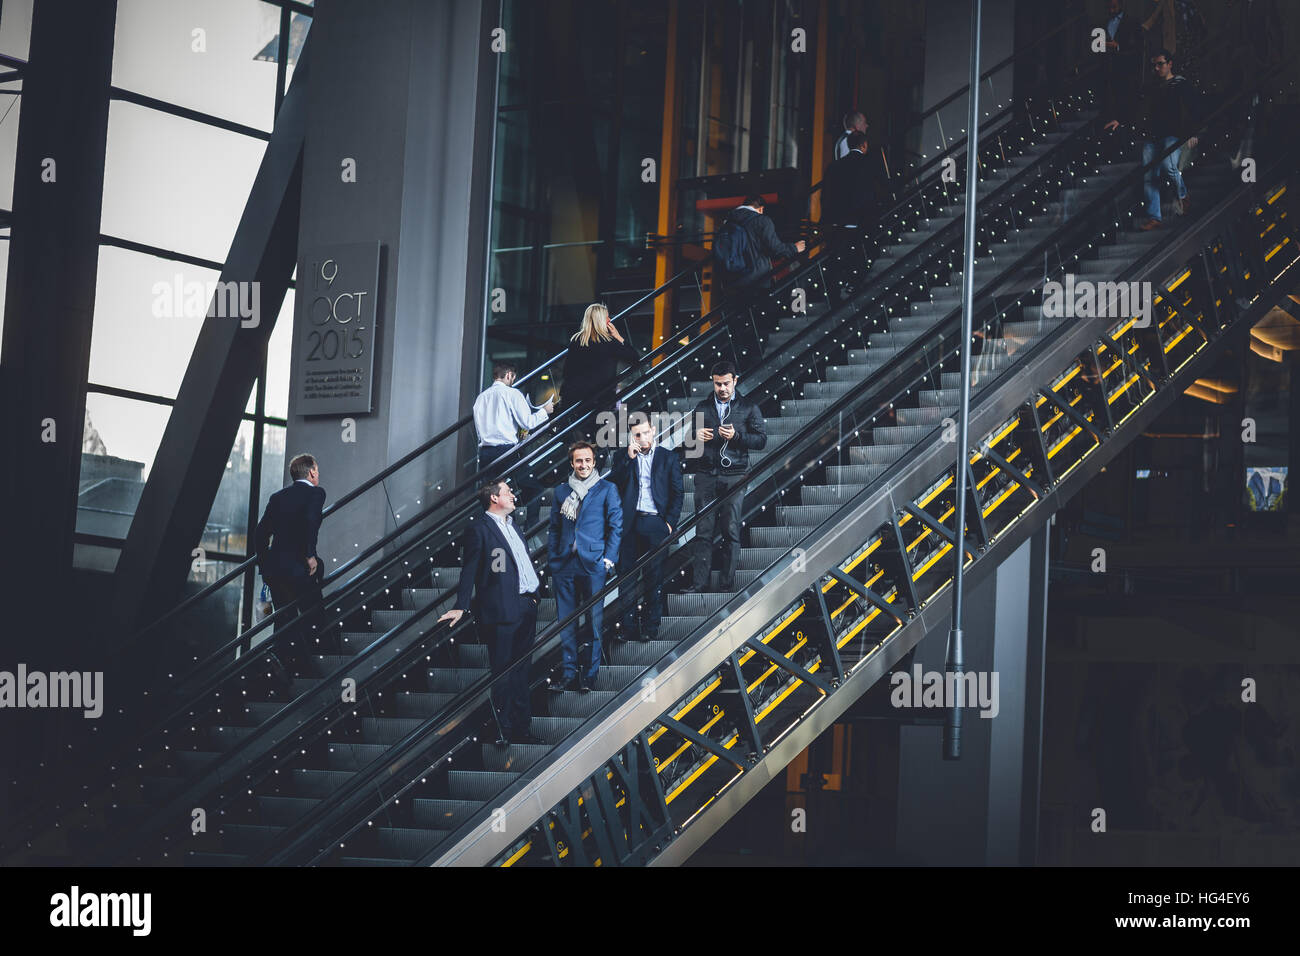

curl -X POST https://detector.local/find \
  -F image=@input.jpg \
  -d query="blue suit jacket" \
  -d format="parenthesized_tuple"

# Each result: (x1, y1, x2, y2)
(255, 481, 326, 583)
(609, 446, 684, 551)
(547, 479, 623, 575)
(453, 513, 534, 625)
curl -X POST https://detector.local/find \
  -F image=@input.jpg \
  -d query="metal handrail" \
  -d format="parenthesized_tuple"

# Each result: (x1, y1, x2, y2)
(275, 73, 1270, 866)
(131, 16, 1096, 640)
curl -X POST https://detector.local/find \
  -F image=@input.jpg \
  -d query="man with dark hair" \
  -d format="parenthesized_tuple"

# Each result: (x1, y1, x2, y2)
(683, 362, 766, 593)
(715, 196, 806, 292)
(547, 441, 622, 691)
(255, 454, 328, 676)
(440, 478, 543, 745)
(610, 413, 683, 642)
(1119, 48, 1200, 230)
(472, 359, 554, 528)
(822, 130, 881, 230)
(833, 110, 868, 161)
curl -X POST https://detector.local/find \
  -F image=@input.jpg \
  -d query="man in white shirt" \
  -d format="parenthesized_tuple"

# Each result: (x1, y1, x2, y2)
(473, 361, 554, 529)
(832, 111, 868, 161)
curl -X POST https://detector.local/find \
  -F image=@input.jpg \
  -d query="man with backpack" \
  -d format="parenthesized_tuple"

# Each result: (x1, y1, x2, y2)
(714, 195, 806, 292)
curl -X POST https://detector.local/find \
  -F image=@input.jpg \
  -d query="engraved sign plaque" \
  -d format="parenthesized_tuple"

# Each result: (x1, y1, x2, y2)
(294, 242, 381, 415)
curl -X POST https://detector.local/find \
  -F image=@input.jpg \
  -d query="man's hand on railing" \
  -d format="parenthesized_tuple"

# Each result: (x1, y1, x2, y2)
(795, 240, 807, 254)
(438, 609, 464, 625)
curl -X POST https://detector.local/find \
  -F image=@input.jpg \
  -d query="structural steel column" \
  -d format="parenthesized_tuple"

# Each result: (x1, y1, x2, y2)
(1, 0, 117, 636)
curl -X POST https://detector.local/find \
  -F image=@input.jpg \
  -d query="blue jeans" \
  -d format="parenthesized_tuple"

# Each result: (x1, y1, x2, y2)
(552, 556, 607, 681)
(1142, 136, 1186, 221)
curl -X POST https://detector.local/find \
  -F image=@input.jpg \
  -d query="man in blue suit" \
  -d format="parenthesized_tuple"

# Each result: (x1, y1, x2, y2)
(255, 453, 328, 645)
(440, 479, 543, 746)
(610, 415, 683, 642)
(548, 441, 622, 693)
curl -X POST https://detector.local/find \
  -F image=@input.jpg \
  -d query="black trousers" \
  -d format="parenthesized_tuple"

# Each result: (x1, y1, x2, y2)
(620, 512, 671, 636)
(691, 473, 744, 589)
(266, 575, 325, 661)
(482, 594, 539, 736)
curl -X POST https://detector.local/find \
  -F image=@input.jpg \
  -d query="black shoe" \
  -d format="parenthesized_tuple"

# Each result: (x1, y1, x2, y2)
(493, 734, 511, 747)
(679, 583, 704, 594)
(509, 732, 545, 745)
(577, 674, 593, 694)
(717, 580, 736, 592)
(640, 631, 658, 643)
(549, 676, 575, 694)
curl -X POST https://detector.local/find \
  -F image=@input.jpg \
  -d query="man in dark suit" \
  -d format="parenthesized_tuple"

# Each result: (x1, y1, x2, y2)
(255, 453, 328, 652)
(684, 361, 767, 593)
(610, 414, 683, 642)
(719, 195, 806, 292)
(439, 479, 543, 745)
(821, 131, 881, 232)
(547, 441, 622, 692)
(1099, 0, 1144, 160)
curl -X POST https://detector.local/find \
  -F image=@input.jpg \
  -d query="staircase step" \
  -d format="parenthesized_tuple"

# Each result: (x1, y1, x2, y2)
(447, 770, 518, 802)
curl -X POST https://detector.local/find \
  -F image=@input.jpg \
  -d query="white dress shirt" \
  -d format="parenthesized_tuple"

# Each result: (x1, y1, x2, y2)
(636, 448, 657, 514)
(473, 380, 548, 448)
(486, 510, 540, 594)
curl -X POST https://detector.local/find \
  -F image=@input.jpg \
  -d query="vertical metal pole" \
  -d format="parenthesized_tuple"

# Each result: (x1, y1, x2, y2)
(946, 0, 982, 761)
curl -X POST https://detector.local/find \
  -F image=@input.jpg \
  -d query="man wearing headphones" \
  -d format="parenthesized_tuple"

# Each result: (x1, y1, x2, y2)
(682, 361, 767, 593)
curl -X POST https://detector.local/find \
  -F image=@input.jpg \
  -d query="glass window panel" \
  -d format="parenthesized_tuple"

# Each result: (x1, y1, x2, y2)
(258, 422, 287, 515)
(78, 392, 172, 539)
(112, 0, 279, 132)
(280, 7, 312, 92)
(0, 0, 32, 61)
(203, 419, 254, 554)
(88, 245, 223, 400)
(266, 289, 293, 419)
(0, 91, 19, 211)
(102, 101, 266, 262)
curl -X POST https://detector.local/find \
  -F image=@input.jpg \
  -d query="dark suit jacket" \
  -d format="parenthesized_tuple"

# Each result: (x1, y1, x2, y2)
(821, 149, 881, 226)
(609, 445, 684, 552)
(1100, 11, 1143, 123)
(453, 513, 535, 625)
(561, 338, 639, 410)
(688, 392, 767, 475)
(547, 479, 623, 575)
(255, 481, 326, 582)
(724, 206, 801, 287)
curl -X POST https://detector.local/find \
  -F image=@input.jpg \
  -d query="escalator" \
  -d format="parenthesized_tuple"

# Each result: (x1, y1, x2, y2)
(320, 168, 1296, 868)
(2, 36, 1102, 865)
(7, 37, 1287, 868)
(236, 79, 1294, 867)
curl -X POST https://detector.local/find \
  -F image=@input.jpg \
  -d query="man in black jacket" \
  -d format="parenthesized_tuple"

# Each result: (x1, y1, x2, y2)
(683, 361, 767, 593)
(255, 453, 327, 649)
(439, 479, 544, 745)
(1132, 49, 1200, 229)
(718, 196, 806, 292)
(822, 131, 881, 231)
(610, 414, 684, 641)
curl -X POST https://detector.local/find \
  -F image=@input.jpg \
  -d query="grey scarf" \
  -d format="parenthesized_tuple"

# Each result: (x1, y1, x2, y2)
(561, 470, 601, 521)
